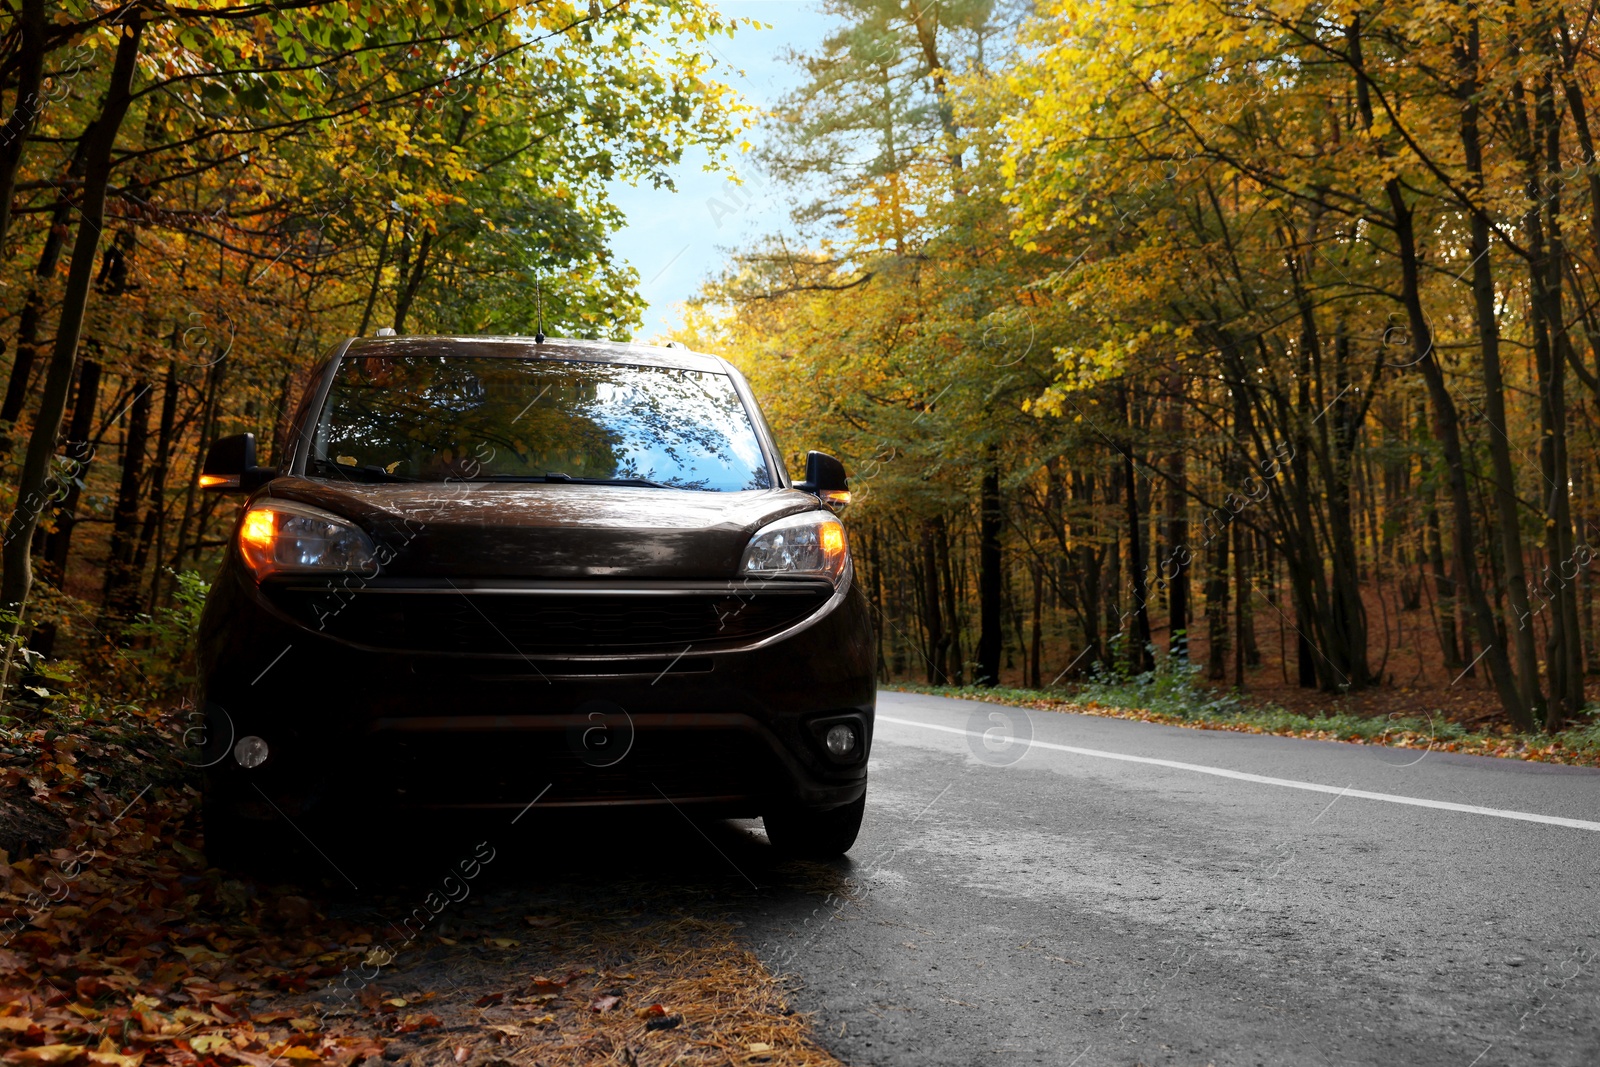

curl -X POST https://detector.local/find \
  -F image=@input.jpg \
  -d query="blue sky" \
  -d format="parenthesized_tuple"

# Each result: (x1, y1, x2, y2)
(607, 1, 839, 340)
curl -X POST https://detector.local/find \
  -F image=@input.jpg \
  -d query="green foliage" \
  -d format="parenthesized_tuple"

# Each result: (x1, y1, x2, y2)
(120, 572, 211, 700)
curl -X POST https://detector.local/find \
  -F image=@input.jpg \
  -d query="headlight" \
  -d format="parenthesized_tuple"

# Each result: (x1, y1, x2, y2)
(740, 510, 849, 584)
(236, 499, 377, 580)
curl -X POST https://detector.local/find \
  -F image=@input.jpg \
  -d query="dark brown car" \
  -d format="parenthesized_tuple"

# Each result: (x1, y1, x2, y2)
(194, 335, 875, 862)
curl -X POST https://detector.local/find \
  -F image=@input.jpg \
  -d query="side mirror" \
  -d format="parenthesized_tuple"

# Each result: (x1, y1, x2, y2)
(200, 433, 276, 493)
(794, 450, 850, 510)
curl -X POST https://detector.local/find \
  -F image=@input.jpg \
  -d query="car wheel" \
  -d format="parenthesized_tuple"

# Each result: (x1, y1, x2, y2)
(202, 797, 254, 870)
(202, 793, 293, 874)
(764, 794, 866, 859)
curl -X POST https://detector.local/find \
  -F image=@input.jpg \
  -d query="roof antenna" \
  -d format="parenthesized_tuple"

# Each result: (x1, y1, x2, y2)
(534, 277, 546, 344)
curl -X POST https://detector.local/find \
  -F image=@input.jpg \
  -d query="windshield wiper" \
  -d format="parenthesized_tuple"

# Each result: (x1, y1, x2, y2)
(479, 472, 685, 489)
(307, 459, 415, 483)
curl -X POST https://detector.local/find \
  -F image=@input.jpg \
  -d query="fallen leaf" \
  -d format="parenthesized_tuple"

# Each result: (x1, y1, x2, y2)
(473, 993, 504, 1008)
(590, 996, 620, 1013)
(452, 1048, 468, 1064)
(747, 1043, 772, 1053)
(635, 1004, 667, 1019)
(395, 1015, 441, 1034)
(187, 1036, 232, 1055)
(6, 1046, 86, 1065)
(484, 938, 519, 949)
(522, 916, 559, 928)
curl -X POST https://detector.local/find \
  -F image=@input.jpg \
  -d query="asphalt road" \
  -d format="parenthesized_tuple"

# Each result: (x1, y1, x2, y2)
(741, 690, 1600, 1067)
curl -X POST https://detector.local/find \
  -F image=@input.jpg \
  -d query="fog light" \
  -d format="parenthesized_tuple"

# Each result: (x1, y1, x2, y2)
(825, 723, 857, 757)
(233, 735, 269, 769)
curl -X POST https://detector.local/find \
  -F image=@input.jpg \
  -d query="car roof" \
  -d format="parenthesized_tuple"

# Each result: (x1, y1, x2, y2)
(340, 335, 729, 374)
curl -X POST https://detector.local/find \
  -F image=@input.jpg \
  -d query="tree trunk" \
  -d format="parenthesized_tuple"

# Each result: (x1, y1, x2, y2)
(1119, 387, 1155, 674)
(1164, 373, 1190, 658)
(1206, 504, 1229, 681)
(357, 211, 396, 337)
(937, 515, 962, 684)
(392, 228, 436, 334)
(40, 359, 102, 585)
(976, 457, 1002, 685)
(1030, 561, 1042, 688)
(1427, 509, 1462, 673)
(0, 0, 48, 249)
(104, 378, 152, 618)
(140, 361, 180, 608)
(919, 516, 945, 684)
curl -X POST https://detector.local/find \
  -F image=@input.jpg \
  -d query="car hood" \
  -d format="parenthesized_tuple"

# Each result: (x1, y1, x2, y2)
(255, 478, 823, 579)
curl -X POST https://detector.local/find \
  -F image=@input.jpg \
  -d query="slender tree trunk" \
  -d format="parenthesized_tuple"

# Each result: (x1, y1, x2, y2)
(143, 361, 179, 609)
(104, 378, 152, 618)
(1206, 504, 1230, 681)
(1457, 13, 1537, 710)
(1427, 502, 1462, 669)
(977, 456, 1003, 685)
(357, 211, 396, 337)
(1030, 561, 1043, 688)
(180, 358, 225, 564)
(40, 359, 102, 584)
(391, 229, 435, 333)
(1233, 521, 1248, 685)
(869, 529, 887, 682)
(937, 515, 962, 684)
(1104, 464, 1122, 671)
(1239, 527, 1260, 666)
(0, 0, 48, 249)
(1119, 387, 1155, 673)
(920, 516, 945, 683)
(1164, 373, 1190, 658)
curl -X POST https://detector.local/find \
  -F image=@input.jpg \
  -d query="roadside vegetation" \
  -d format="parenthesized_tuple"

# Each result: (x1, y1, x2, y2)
(892, 660, 1600, 768)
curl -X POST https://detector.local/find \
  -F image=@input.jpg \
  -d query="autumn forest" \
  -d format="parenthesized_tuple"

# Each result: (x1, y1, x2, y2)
(5, 0, 1600, 740)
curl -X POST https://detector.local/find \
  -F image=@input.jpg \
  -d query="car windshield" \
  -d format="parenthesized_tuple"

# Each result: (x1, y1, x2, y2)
(309, 354, 774, 491)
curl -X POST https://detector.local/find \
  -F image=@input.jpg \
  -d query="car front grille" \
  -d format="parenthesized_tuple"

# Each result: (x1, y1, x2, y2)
(265, 581, 834, 656)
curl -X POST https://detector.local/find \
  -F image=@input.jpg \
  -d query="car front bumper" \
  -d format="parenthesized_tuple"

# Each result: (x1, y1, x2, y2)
(196, 561, 877, 822)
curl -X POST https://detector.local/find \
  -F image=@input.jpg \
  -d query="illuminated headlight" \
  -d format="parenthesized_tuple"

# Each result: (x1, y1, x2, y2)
(237, 499, 377, 580)
(740, 511, 849, 585)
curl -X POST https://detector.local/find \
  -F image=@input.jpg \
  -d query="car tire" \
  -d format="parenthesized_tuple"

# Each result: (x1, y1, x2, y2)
(764, 794, 866, 859)
(202, 797, 254, 870)
(202, 794, 294, 874)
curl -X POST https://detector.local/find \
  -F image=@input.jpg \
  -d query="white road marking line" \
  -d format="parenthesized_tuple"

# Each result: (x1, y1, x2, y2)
(876, 714, 1600, 833)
